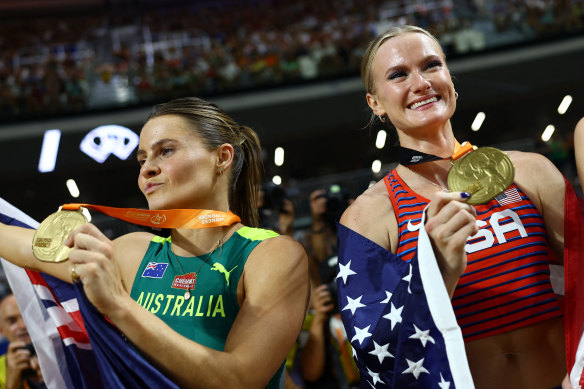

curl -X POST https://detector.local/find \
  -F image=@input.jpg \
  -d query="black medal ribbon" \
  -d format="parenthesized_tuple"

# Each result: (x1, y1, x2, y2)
(398, 146, 448, 165)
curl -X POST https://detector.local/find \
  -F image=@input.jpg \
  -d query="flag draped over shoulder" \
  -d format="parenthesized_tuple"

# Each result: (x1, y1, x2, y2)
(0, 198, 180, 389)
(336, 212, 474, 388)
(564, 180, 584, 388)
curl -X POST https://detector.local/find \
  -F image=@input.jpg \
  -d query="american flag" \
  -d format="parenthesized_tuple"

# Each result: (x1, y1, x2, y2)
(495, 187, 522, 206)
(0, 198, 180, 388)
(336, 215, 474, 388)
(564, 181, 584, 388)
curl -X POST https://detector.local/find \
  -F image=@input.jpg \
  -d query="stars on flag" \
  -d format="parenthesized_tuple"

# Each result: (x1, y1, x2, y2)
(336, 259, 356, 284)
(366, 367, 385, 385)
(342, 295, 366, 315)
(351, 324, 372, 345)
(402, 358, 430, 379)
(409, 324, 436, 348)
(438, 373, 451, 389)
(368, 341, 394, 364)
(382, 302, 403, 330)
(380, 290, 392, 303)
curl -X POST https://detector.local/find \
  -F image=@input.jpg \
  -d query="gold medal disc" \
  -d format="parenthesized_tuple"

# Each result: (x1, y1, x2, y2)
(447, 147, 514, 205)
(32, 208, 88, 262)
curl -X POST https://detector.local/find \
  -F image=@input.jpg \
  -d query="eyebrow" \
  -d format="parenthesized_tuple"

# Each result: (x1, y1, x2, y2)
(136, 138, 176, 158)
(383, 54, 442, 77)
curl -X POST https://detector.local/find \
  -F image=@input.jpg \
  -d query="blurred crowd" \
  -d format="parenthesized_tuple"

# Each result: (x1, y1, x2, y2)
(0, 0, 583, 121)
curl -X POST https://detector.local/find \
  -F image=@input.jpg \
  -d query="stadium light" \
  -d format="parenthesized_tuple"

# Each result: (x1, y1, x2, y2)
(38, 129, 62, 173)
(274, 147, 284, 166)
(375, 130, 387, 149)
(558, 95, 572, 115)
(541, 125, 555, 142)
(471, 112, 486, 132)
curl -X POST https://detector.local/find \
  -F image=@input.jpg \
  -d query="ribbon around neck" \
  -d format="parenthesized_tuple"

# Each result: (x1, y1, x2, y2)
(398, 140, 474, 165)
(61, 203, 241, 229)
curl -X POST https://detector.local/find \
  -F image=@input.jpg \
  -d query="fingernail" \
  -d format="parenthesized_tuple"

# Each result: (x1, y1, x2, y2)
(460, 192, 471, 199)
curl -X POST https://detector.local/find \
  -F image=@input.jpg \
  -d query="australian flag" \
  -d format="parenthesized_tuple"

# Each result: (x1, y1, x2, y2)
(336, 214, 475, 388)
(0, 198, 180, 388)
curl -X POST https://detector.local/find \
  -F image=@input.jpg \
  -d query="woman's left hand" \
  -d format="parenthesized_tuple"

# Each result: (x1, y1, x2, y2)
(63, 223, 128, 316)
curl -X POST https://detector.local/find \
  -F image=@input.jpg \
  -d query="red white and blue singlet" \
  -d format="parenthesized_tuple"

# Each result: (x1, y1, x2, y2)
(385, 169, 562, 342)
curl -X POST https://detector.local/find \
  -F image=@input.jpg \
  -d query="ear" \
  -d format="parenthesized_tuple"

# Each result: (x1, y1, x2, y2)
(216, 143, 235, 174)
(366, 92, 386, 117)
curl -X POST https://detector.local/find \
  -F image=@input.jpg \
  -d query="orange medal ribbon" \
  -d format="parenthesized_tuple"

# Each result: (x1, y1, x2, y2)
(451, 140, 475, 161)
(61, 203, 241, 229)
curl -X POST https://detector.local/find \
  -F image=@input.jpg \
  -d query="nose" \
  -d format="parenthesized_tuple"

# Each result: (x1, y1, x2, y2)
(410, 70, 431, 93)
(139, 157, 160, 178)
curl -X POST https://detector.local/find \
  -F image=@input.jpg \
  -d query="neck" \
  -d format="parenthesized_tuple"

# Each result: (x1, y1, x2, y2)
(397, 121, 456, 158)
(170, 224, 237, 257)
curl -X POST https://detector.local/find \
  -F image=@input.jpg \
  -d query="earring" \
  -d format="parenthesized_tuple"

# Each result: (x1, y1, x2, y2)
(377, 114, 386, 123)
(219, 166, 225, 175)
(455, 91, 459, 99)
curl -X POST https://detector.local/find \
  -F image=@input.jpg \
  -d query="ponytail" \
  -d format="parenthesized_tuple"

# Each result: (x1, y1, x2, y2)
(231, 125, 263, 227)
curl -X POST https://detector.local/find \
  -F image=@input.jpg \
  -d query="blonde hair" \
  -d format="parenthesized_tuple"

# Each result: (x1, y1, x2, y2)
(361, 25, 444, 95)
(147, 97, 263, 227)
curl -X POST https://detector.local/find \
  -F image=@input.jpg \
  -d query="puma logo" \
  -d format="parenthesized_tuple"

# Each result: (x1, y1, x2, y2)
(210, 263, 238, 286)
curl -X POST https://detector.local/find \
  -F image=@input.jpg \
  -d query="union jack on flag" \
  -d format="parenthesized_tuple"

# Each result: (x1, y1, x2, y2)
(0, 198, 180, 388)
(142, 262, 168, 278)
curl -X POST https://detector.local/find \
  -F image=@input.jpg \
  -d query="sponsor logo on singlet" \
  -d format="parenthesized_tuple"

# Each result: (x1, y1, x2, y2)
(210, 263, 238, 286)
(172, 273, 196, 290)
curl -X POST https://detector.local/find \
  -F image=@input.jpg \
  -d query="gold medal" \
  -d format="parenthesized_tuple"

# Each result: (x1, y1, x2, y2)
(447, 147, 514, 205)
(32, 207, 88, 262)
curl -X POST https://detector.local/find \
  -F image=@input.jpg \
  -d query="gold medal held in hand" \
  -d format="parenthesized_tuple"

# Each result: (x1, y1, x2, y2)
(447, 147, 514, 205)
(32, 207, 88, 262)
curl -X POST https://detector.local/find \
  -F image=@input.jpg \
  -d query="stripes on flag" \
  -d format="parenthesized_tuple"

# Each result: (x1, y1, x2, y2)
(495, 187, 522, 206)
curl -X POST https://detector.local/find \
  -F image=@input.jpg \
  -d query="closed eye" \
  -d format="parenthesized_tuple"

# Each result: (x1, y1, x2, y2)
(388, 70, 407, 80)
(425, 60, 442, 70)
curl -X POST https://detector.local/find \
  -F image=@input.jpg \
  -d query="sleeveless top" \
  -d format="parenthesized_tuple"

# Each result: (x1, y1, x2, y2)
(130, 226, 284, 388)
(385, 169, 561, 342)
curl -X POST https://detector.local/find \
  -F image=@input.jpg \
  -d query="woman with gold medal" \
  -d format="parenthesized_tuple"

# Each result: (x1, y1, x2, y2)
(0, 97, 309, 388)
(338, 26, 568, 388)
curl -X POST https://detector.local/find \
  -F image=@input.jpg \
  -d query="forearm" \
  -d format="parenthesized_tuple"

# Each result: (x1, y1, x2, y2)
(0, 223, 72, 281)
(299, 317, 327, 381)
(110, 296, 262, 389)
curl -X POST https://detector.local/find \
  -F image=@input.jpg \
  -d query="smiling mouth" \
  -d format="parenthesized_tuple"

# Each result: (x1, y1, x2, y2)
(409, 96, 439, 109)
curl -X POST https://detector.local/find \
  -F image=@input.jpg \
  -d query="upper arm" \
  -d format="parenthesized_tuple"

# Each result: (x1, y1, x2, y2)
(222, 236, 309, 387)
(112, 231, 154, 291)
(512, 151, 565, 262)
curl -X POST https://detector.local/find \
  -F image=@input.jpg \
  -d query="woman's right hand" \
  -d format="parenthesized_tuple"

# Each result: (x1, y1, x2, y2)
(424, 191, 478, 297)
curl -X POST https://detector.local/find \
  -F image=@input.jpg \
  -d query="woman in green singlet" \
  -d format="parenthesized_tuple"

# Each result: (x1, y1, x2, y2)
(0, 97, 309, 388)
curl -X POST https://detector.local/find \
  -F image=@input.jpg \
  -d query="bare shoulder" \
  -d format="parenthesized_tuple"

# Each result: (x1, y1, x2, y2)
(506, 150, 565, 208)
(247, 234, 306, 271)
(339, 179, 394, 251)
(112, 231, 157, 275)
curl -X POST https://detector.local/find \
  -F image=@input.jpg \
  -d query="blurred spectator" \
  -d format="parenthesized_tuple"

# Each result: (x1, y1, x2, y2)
(0, 293, 45, 389)
(1, 0, 583, 120)
(294, 188, 359, 389)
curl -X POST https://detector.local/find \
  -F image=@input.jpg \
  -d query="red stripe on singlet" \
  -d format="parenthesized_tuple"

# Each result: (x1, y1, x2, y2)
(385, 170, 561, 341)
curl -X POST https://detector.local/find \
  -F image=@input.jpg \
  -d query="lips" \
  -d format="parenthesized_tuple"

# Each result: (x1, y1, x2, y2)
(408, 95, 439, 110)
(144, 182, 163, 195)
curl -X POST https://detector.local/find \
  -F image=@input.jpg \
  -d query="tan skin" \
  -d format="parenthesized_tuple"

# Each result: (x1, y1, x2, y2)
(0, 115, 310, 389)
(341, 32, 566, 388)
